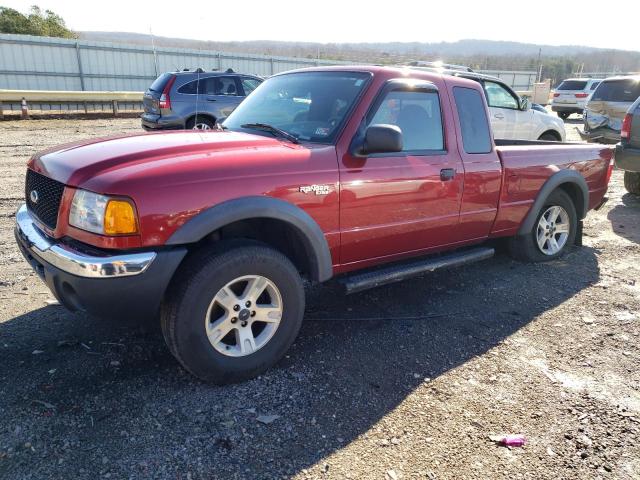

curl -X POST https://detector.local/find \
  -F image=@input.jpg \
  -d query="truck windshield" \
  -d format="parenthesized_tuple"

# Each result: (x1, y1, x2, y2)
(223, 71, 371, 143)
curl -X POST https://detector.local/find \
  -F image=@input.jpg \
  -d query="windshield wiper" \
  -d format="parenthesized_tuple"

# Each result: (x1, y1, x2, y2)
(240, 123, 299, 144)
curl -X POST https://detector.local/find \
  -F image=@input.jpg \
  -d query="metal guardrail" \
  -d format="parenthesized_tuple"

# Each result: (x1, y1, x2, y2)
(0, 90, 143, 118)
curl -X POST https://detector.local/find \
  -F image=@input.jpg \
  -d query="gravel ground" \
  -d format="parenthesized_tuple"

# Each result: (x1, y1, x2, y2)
(0, 117, 639, 480)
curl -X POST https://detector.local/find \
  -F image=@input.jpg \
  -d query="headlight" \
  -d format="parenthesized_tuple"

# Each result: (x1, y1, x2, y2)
(69, 189, 138, 235)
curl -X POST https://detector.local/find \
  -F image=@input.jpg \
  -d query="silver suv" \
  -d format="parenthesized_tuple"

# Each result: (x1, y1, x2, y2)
(141, 69, 263, 131)
(551, 78, 601, 120)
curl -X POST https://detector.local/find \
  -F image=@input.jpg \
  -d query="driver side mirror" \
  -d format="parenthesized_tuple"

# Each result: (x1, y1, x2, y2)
(520, 97, 531, 111)
(362, 124, 403, 155)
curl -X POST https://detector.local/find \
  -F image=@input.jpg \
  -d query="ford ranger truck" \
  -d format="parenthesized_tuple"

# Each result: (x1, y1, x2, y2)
(15, 66, 614, 384)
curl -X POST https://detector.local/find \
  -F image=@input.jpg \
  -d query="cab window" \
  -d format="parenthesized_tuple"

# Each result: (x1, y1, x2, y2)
(368, 90, 444, 152)
(484, 81, 519, 109)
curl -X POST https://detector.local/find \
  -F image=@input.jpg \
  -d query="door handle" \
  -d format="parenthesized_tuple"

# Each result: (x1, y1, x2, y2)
(440, 168, 456, 181)
(494, 113, 505, 119)
(205, 98, 217, 102)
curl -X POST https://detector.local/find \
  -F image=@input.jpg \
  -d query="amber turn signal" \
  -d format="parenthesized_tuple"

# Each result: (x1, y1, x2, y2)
(104, 200, 138, 235)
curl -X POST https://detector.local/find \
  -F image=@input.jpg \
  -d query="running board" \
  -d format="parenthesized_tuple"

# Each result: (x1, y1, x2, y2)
(341, 247, 495, 294)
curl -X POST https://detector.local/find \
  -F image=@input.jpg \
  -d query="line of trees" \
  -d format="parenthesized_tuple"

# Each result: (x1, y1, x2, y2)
(0, 5, 75, 38)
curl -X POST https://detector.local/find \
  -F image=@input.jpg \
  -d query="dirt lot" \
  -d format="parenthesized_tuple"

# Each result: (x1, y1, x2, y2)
(0, 117, 639, 480)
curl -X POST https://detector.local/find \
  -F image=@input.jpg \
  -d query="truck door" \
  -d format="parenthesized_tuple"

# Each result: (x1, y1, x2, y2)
(339, 80, 464, 265)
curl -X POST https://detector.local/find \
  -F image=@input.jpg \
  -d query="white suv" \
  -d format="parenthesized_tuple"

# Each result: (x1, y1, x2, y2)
(551, 78, 601, 120)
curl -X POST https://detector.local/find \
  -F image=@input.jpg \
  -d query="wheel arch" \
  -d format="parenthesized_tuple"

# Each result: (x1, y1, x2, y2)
(185, 112, 217, 128)
(517, 169, 588, 235)
(538, 129, 562, 141)
(166, 196, 333, 282)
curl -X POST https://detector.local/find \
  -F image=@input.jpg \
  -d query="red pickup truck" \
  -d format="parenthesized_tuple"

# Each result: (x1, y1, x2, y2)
(15, 66, 613, 383)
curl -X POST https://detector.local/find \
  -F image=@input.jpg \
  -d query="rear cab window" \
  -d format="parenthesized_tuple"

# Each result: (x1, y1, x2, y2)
(557, 80, 588, 91)
(452, 87, 492, 154)
(592, 79, 640, 102)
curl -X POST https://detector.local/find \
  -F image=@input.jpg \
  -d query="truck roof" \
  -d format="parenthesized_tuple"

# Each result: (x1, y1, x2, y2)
(276, 64, 482, 89)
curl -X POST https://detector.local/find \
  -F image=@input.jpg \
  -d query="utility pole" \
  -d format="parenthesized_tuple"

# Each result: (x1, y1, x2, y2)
(536, 48, 542, 82)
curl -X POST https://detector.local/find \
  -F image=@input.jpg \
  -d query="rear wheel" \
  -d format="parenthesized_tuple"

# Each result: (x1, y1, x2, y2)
(624, 171, 640, 195)
(186, 116, 215, 130)
(508, 189, 577, 262)
(161, 244, 305, 384)
(558, 112, 570, 121)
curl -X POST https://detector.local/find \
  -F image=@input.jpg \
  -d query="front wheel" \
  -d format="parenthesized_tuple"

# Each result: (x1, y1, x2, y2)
(508, 189, 577, 262)
(624, 171, 640, 195)
(161, 244, 305, 384)
(538, 132, 559, 141)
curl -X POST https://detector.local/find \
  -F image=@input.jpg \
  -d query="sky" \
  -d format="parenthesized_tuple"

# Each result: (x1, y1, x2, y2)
(3, 0, 640, 51)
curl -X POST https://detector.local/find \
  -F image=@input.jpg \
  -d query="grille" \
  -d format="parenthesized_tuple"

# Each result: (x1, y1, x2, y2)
(25, 169, 65, 230)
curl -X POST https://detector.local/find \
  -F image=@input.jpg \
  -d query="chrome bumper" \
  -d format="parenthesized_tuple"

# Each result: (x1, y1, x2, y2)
(15, 204, 156, 278)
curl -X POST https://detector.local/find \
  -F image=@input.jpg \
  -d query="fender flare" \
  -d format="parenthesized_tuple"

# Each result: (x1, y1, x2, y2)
(517, 169, 589, 235)
(166, 196, 333, 282)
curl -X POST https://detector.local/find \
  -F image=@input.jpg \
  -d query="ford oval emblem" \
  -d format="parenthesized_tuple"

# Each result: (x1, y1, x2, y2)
(29, 190, 39, 204)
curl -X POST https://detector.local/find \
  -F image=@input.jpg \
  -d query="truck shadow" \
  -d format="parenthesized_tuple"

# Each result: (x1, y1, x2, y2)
(0, 247, 600, 479)
(608, 193, 640, 244)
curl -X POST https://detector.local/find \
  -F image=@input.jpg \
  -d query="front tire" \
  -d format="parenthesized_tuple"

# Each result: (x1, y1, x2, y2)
(161, 244, 305, 384)
(624, 171, 640, 195)
(558, 112, 570, 121)
(508, 189, 577, 262)
(538, 132, 559, 141)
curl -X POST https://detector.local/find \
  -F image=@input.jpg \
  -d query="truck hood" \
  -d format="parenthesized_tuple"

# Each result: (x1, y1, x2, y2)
(29, 130, 298, 188)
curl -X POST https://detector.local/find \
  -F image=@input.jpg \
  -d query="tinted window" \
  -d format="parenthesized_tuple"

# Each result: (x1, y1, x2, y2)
(592, 79, 640, 102)
(484, 81, 519, 109)
(203, 76, 239, 95)
(149, 73, 173, 92)
(557, 80, 588, 90)
(453, 87, 492, 154)
(224, 71, 370, 144)
(590, 81, 600, 91)
(177, 79, 199, 94)
(369, 90, 444, 151)
(241, 78, 261, 95)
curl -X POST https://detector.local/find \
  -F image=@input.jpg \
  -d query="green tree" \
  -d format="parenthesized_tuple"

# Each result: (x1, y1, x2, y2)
(0, 5, 76, 38)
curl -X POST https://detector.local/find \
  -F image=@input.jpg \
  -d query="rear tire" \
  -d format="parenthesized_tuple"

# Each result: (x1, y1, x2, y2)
(161, 244, 305, 384)
(508, 189, 577, 262)
(186, 116, 215, 130)
(624, 171, 640, 195)
(558, 112, 570, 121)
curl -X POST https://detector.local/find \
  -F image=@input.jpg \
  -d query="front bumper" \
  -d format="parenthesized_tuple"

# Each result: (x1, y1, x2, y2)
(615, 144, 640, 172)
(15, 204, 186, 319)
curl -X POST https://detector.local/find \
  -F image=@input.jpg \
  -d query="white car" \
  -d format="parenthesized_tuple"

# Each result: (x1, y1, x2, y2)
(551, 78, 601, 120)
(468, 73, 566, 141)
(407, 66, 567, 141)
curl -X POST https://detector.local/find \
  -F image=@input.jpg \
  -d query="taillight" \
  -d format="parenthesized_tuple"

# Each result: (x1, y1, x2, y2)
(553, 93, 560, 97)
(575, 93, 589, 98)
(606, 156, 614, 185)
(159, 75, 176, 110)
(621, 113, 632, 140)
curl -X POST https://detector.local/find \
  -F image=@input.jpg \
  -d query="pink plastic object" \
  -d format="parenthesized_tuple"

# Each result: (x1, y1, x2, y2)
(501, 434, 526, 447)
